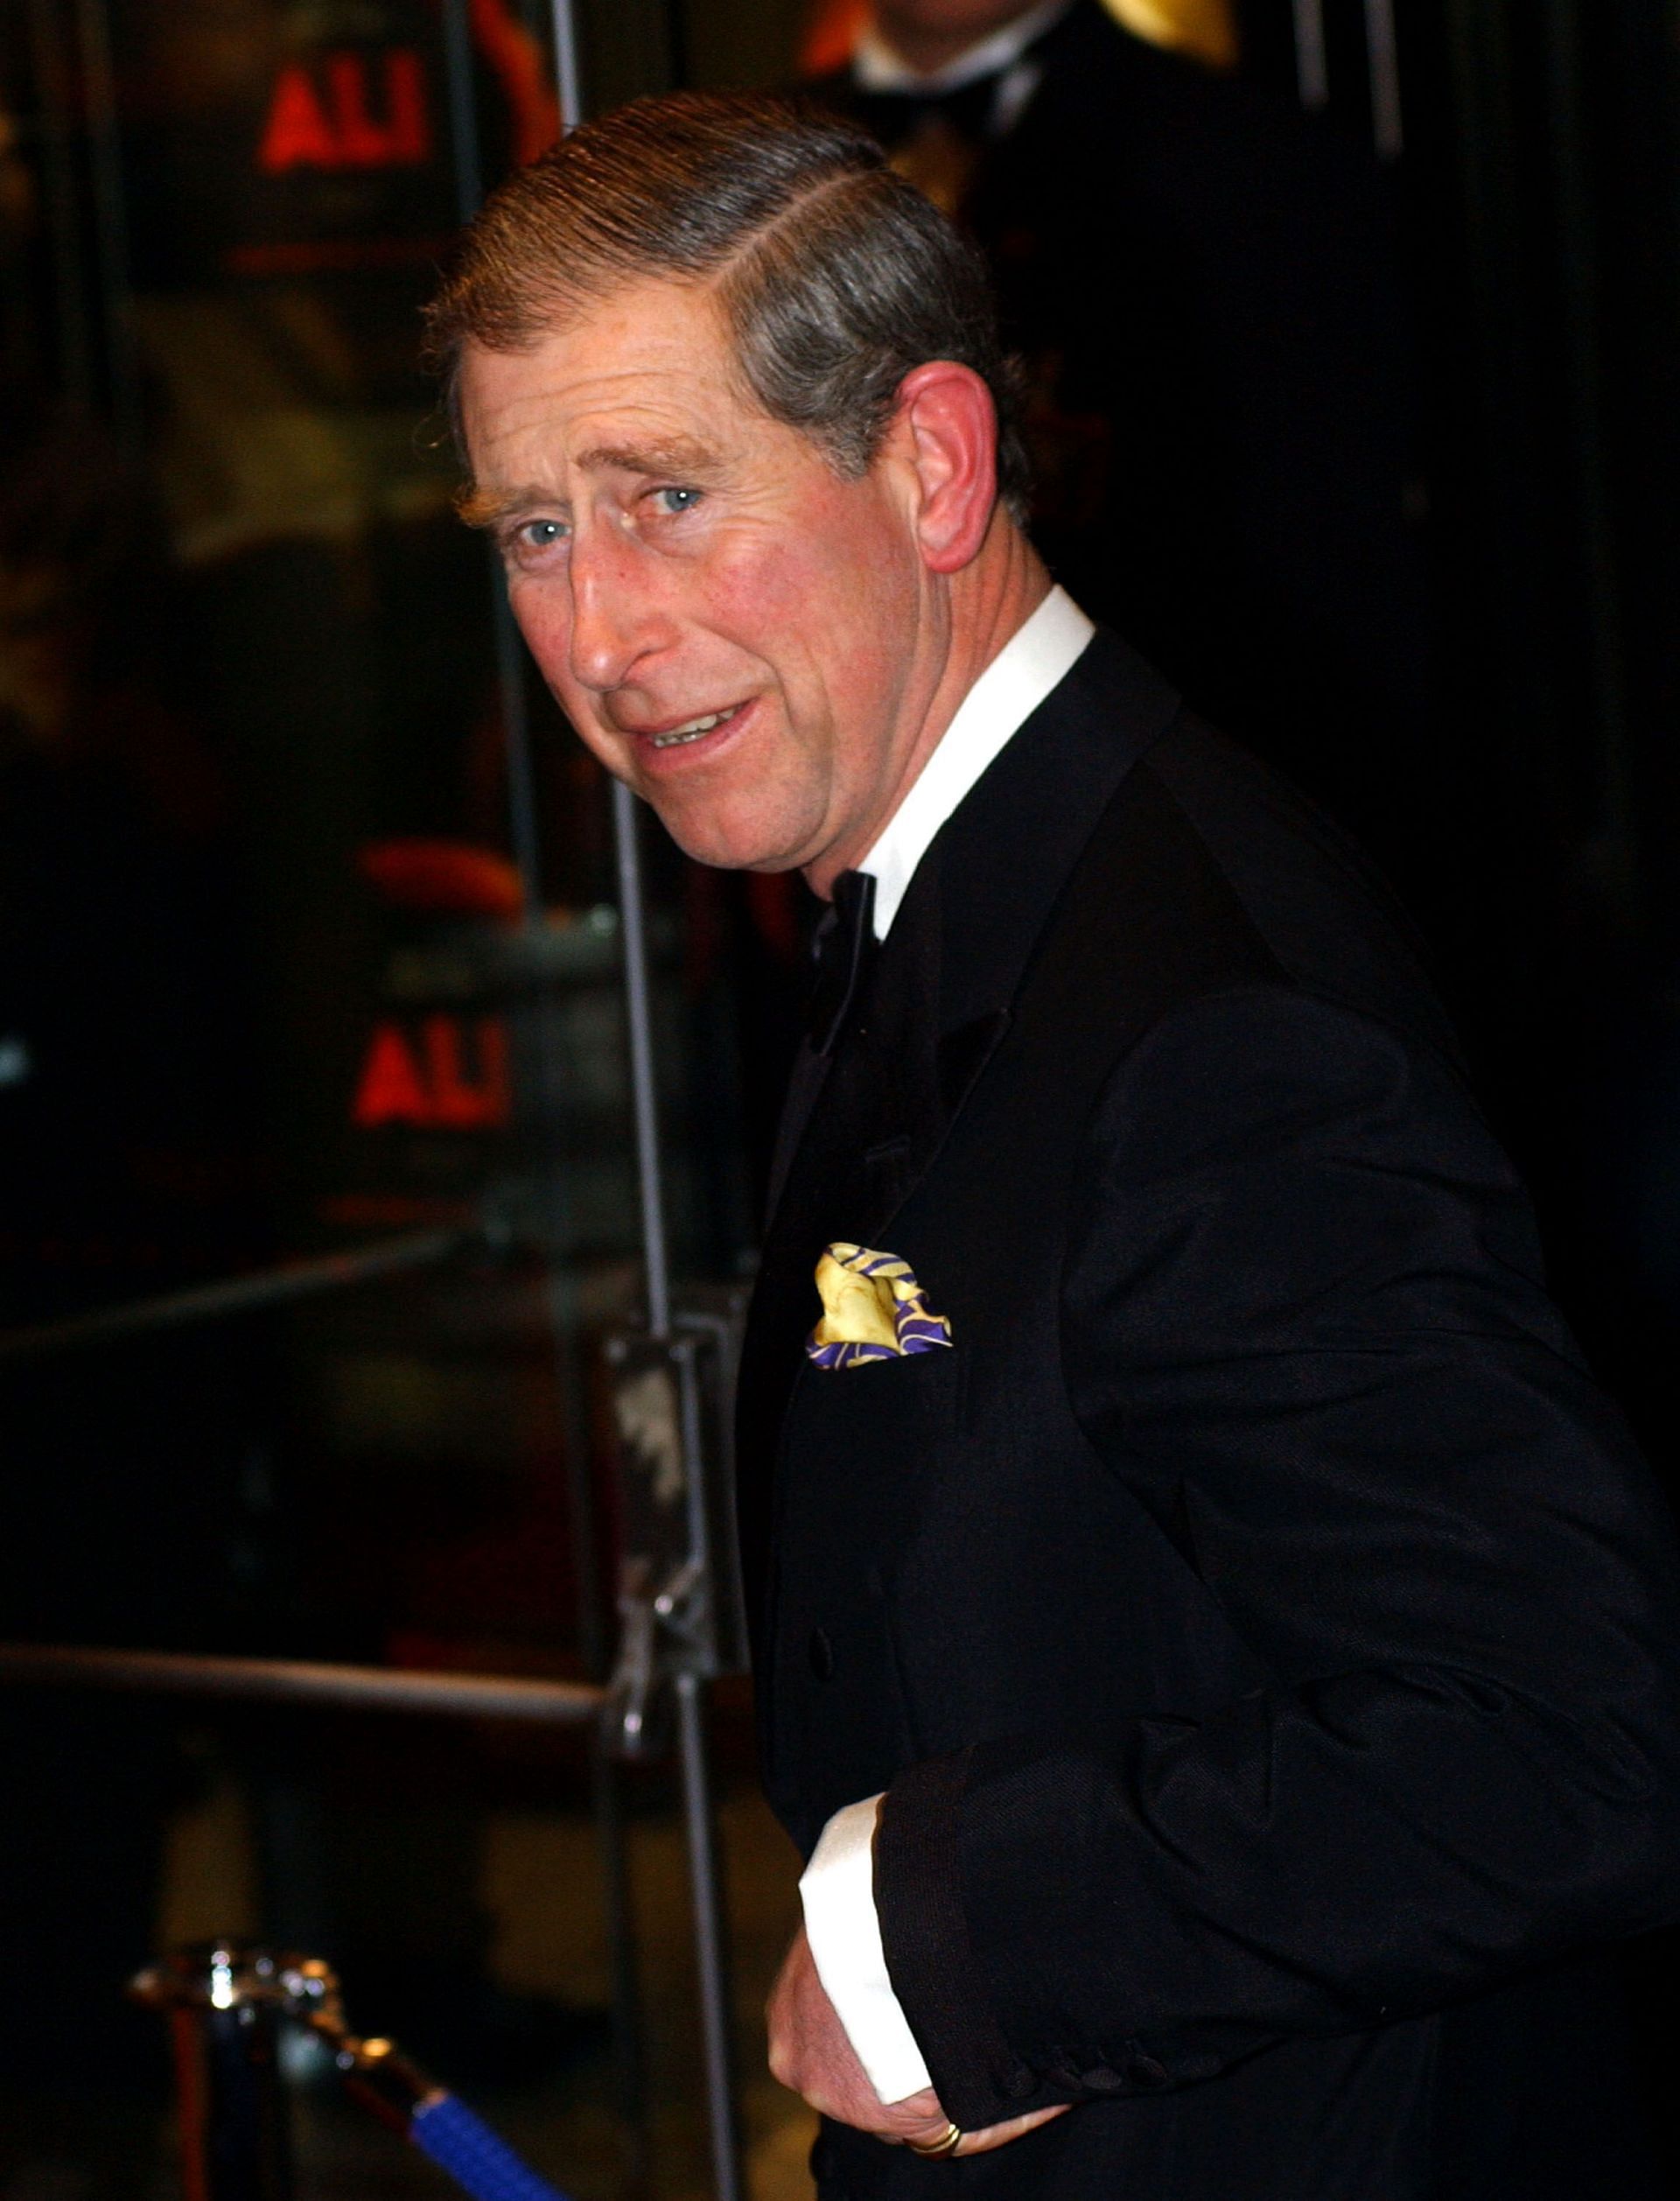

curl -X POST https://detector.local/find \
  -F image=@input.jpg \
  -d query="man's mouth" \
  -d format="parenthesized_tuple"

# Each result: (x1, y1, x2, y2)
(648, 704, 742, 750)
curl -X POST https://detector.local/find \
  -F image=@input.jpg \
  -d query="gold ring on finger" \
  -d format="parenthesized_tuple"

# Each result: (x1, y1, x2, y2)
(905, 2121, 964, 2158)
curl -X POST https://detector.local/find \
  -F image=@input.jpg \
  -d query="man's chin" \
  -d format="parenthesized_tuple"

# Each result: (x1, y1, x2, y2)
(648, 798, 814, 876)
(673, 837, 806, 875)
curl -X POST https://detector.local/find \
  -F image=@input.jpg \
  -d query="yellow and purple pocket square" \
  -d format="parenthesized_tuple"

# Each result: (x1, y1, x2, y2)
(805, 1243, 954, 1370)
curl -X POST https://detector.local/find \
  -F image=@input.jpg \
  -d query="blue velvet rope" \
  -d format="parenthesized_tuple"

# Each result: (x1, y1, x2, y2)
(410, 2092, 577, 2201)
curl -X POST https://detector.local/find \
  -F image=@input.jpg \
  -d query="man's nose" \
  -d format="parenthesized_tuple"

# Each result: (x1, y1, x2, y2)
(566, 529, 671, 695)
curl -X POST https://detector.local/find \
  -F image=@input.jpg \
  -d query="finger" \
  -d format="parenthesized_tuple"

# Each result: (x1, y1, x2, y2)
(949, 2104, 1071, 2155)
(883, 2090, 944, 2126)
(894, 2116, 962, 2150)
(857, 2093, 958, 2148)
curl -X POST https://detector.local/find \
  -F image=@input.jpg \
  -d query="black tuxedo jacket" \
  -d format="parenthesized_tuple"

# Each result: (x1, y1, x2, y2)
(736, 633, 1680, 2199)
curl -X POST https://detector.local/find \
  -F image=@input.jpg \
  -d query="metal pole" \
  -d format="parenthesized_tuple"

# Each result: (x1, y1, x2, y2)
(612, 780, 674, 1338)
(447, 10, 654, 2184)
(550, 0, 585, 128)
(437, 0, 598, 1670)
(676, 1670, 743, 2201)
(0, 1642, 606, 1723)
(439, 0, 545, 914)
(135, 1951, 304, 2201)
(440, 0, 485, 217)
(193, 2003, 295, 2200)
(676, 1337, 714, 1610)
(0, 1228, 476, 1365)
(1363, 0, 1404, 158)
(494, 615, 546, 909)
(1292, 0, 1328, 110)
(589, 1730, 653, 2193)
(540, 19, 738, 2201)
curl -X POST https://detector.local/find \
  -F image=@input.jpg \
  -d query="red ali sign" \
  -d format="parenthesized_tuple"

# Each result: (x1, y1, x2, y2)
(354, 1015, 512, 1131)
(259, 50, 431, 173)
(254, 3, 559, 179)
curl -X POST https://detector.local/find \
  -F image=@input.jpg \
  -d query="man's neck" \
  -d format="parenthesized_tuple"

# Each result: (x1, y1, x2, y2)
(803, 521, 1051, 901)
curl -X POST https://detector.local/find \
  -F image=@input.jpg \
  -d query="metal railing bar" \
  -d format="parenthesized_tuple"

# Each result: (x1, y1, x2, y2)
(612, 781, 673, 1339)
(438, 0, 547, 926)
(676, 1669, 744, 2201)
(0, 1226, 480, 1365)
(1364, 0, 1405, 158)
(550, 0, 584, 129)
(532, 29, 661, 2190)
(1292, 0, 1329, 109)
(0, 1644, 605, 1724)
(441, 0, 484, 221)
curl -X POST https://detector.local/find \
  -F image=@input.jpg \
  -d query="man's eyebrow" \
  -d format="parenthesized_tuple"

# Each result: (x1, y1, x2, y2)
(574, 435, 719, 479)
(456, 484, 548, 530)
(457, 437, 722, 531)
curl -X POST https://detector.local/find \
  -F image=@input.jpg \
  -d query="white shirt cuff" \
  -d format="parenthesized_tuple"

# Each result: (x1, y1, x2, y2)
(800, 1793, 934, 2105)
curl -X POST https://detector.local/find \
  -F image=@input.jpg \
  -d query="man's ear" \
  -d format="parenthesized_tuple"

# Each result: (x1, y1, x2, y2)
(893, 361, 1001, 574)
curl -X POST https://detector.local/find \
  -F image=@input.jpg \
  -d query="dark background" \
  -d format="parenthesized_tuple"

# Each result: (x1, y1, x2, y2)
(2, 0, 1679, 2189)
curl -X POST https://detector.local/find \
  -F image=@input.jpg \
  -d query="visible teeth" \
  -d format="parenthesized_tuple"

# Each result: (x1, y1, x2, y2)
(651, 705, 737, 749)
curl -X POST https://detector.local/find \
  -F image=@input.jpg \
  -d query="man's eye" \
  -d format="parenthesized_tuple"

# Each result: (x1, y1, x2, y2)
(653, 486, 703, 515)
(516, 519, 567, 552)
(501, 518, 568, 566)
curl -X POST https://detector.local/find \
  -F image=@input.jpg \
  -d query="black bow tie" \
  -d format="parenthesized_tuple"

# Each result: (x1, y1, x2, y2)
(807, 870, 878, 1055)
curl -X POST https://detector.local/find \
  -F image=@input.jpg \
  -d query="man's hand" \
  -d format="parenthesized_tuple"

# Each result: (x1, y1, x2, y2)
(766, 1925, 1068, 2156)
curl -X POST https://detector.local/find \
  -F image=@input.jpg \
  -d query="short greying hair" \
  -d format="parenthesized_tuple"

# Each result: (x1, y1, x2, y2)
(423, 92, 1031, 520)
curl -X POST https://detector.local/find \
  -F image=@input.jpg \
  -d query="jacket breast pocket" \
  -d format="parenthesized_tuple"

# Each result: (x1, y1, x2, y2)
(784, 1338, 964, 1518)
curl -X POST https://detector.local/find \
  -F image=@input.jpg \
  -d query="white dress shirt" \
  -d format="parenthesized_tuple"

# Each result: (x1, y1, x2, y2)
(862, 585, 1096, 942)
(798, 585, 1095, 2106)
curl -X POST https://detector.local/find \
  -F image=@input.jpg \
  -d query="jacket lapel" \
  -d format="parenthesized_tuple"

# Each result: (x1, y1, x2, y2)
(735, 851, 948, 1619)
(737, 629, 1181, 1629)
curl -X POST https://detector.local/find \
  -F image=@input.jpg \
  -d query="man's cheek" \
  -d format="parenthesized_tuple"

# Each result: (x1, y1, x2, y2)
(531, 657, 625, 778)
(708, 549, 814, 634)
(508, 586, 567, 683)
(512, 606, 598, 744)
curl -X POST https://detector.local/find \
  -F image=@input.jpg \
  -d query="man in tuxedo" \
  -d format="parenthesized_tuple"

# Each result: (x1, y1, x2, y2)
(805, 0, 1438, 901)
(430, 94, 1680, 2198)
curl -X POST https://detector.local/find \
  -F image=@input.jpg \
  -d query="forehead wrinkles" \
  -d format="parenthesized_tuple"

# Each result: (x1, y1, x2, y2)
(467, 361, 752, 497)
(462, 283, 766, 471)
(470, 362, 693, 450)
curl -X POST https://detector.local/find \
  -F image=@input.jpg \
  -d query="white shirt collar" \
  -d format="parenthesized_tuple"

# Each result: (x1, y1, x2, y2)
(853, 0, 1073, 93)
(858, 586, 1096, 939)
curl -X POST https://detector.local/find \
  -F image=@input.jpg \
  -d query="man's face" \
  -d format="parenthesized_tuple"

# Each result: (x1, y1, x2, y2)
(458, 280, 935, 878)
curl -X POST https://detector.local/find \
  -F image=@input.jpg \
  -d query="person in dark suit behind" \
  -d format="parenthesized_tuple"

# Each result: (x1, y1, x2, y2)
(805, 0, 1438, 894)
(424, 94, 1680, 2198)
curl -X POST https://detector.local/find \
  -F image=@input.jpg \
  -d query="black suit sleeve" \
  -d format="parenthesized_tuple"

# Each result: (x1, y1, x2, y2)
(876, 984, 1680, 2129)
